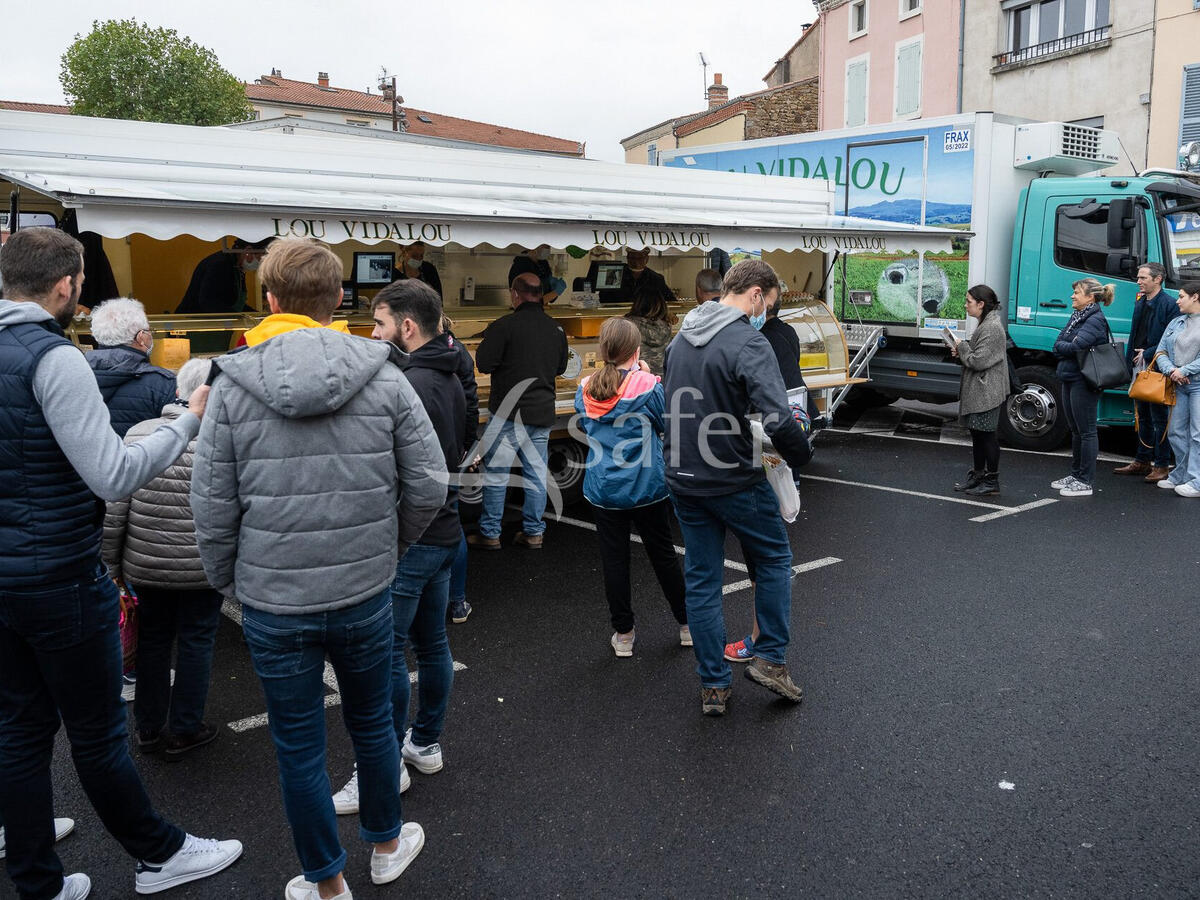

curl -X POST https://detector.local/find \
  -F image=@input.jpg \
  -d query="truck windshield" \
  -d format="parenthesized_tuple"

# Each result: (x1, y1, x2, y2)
(1156, 192, 1200, 282)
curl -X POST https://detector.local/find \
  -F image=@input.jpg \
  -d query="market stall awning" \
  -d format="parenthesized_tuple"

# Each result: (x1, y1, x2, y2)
(0, 110, 962, 254)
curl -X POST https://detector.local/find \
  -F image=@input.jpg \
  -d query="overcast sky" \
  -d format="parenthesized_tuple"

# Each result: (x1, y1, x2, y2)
(2, 0, 815, 162)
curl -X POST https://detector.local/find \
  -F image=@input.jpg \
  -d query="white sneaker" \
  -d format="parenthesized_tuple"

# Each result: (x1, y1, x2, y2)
(610, 630, 635, 658)
(333, 763, 410, 815)
(0, 818, 75, 859)
(679, 625, 693, 647)
(285, 874, 352, 899)
(134, 833, 243, 894)
(370, 822, 425, 885)
(402, 730, 443, 774)
(1060, 480, 1093, 497)
(1050, 475, 1075, 490)
(52, 873, 91, 900)
(1157, 477, 1181, 490)
(1175, 483, 1200, 498)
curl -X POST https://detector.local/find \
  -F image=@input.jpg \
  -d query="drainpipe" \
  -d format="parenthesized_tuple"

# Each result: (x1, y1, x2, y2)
(1143, 0, 1157, 169)
(956, 0, 966, 113)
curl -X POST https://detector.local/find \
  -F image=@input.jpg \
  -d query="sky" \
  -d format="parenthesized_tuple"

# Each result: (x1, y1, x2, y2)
(1, 0, 816, 162)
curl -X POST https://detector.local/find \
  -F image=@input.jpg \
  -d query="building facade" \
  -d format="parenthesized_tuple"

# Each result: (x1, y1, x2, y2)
(1146, 0, 1200, 168)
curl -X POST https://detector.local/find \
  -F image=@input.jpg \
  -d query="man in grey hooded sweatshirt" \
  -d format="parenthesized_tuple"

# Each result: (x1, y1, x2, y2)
(191, 238, 446, 900)
(662, 259, 812, 718)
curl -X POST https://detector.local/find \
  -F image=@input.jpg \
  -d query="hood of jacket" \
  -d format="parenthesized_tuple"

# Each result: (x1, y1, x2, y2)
(402, 333, 463, 375)
(580, 369, 659, 420)
(214, 327, 402, 419)
(242, 313, 352, 347)
(0, 298, 57, 332)
(677, 301, 746, 347)
(86, 344, 169, 379)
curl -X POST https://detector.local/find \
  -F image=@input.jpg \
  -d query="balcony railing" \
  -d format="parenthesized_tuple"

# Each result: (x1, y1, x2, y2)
(993, 25, 1110, 66)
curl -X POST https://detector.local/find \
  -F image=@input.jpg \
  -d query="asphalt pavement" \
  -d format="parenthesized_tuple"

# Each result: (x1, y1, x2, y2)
(17, 416, 1200, 899)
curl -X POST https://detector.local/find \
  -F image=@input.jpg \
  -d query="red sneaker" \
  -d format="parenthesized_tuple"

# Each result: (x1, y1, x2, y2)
(723, 636, 755, 663)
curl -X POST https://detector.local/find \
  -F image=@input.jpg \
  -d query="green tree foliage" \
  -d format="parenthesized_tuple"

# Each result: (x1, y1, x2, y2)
(60, 19, 252, 126)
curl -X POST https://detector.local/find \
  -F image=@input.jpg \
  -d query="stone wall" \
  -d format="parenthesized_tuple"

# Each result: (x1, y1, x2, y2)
(745, 79, 820, 141)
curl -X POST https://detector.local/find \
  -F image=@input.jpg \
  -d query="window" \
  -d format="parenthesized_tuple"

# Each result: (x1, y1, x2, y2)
(899, 0, 921, 19)
(1182, 64, 1200, 148)
(894, 37, 923, 119)
(845, 56, 869, 127)
(1000, 0, 1110, 63)
(1054, 201, 1144, 277)
(346, 119, 370, 127)
(849, 0, 868, 38)
(648, 142, 659, 166)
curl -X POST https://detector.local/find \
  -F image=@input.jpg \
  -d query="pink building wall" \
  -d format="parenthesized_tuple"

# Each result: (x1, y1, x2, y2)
(818, 0, 962, 130)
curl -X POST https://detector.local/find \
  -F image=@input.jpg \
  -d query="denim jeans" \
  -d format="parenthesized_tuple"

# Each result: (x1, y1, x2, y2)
(390, 544, 456, 747)
(670, 481, 794, 688)
(132, 585, 223, 737)
(449, 532, 468, 605)
(241, 587, 401, 883)
(1166, 381, 1200, 490)
(478, 417, 552, 539)
(1061, 378, 1101, 486)
(1133, 399, 1172, 466)
(591, 499, 687, 634)
(0, 563, 184, 900)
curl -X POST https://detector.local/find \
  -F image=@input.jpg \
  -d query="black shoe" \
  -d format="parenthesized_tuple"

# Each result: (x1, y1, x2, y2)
(953, 469, 983, 492)
(137, 729, 164, 754)
(163, 723, 220, 761)
(965, 472, 999, 496)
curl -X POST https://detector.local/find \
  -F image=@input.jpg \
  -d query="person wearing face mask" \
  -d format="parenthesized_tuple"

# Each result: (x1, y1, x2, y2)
(619, 247, 676, 309)
(392, 241, 443, 299)
(86, 298, 178, 438)
(662, 259, 811, 717)
(507, 245, 565, 303)
(575, 317, 689, 659)
(176, 239, 271, 314)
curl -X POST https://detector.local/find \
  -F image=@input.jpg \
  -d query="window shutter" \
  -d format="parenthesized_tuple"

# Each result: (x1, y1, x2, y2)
(1182, 64, 1200, 145)
(846, 60, 868, 127)
(896, 42, 922, 117)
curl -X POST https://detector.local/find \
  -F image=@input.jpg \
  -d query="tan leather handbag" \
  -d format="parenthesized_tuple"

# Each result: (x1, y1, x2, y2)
(1128, 351, 1176, 406)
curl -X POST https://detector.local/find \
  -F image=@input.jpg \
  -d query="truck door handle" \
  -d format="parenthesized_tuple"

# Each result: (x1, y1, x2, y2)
(1039, 300, 1067, 308)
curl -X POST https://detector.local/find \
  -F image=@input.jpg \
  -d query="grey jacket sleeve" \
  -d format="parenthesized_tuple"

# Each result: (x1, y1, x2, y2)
(33, 344, 199, 501)
(392, 375, 450, 551)
(102, 496, 131, 582)
(190, 380, 240, 595)
(738, 336, 812, 471)
(957, 318, 1006, 372)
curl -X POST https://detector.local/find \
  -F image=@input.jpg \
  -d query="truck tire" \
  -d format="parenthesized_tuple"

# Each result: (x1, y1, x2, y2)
(999, 365, 1068, 451)
(546, 438, 586, 507)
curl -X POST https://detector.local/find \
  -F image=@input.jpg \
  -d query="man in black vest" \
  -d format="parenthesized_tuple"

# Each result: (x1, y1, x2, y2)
(0, 227, 242, 899)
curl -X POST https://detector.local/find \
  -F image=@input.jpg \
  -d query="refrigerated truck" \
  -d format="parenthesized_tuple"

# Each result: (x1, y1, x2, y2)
(661, 112, 1200, 450)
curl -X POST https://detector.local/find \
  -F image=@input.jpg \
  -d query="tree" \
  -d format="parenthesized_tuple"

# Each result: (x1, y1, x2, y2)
(60, 19, 252, 127)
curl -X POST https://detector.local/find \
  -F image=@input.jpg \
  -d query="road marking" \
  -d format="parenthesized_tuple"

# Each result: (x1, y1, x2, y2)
(797, 473, 1059, 520)
(969, 497, 1059, 522)
(722, 557, 842, 595)
(826, 423, 1127, 462)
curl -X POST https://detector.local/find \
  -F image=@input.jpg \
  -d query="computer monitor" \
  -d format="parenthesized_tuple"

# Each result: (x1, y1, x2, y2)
(339, 281, 358, 310)
(594, 262, 625, 291)
(352, 251, 396, 286)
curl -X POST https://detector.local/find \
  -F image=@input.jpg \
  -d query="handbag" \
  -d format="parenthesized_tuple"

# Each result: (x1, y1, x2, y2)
(1128, 351, 1177, 406)
(118, 585, 139, 674)
(1075, 321, 1131, 391)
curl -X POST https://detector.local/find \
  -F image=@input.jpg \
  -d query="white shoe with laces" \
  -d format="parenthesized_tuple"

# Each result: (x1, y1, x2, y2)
(285, 874, 352, 899)
(134, 833, 243, 894)
(1, 818, 76, 859)
(52, 873, 91, 900)
(1157, 477, 1181, 489)
(679, 625, 693, 647)
(1050, 475, 1075, 490)
(402, 730, 444, 774)
(1175, 482, 1200, 498)
(370, 822, 425, 885)
(333, 763, 410, 816)
(1060, 479, 1093, 497)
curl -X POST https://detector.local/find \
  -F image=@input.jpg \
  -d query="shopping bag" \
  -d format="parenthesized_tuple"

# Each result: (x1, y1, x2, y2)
(763, 452, 801, 523)
(1128, 351, 1176, 406)
(1076, 321, 1130, 391)
(118, 585, 139, 674)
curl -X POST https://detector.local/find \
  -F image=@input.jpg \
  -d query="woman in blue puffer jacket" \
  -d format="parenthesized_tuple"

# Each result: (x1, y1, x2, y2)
(575, 317, 688, 659)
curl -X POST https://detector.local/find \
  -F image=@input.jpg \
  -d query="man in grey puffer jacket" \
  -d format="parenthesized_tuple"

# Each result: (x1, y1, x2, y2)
(191, 238, 446, 899)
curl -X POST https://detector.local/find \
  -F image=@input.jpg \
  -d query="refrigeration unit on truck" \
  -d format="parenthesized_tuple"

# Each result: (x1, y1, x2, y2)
(661, 113, 1200, 451)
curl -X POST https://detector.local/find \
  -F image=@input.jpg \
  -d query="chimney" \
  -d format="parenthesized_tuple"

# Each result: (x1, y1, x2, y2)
(270, 67, 281, 77)
(708, 73, 729, 109)
(317, 71, 329, 87)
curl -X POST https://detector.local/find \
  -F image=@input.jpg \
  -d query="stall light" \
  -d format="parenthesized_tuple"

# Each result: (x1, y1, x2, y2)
(1180, 141, 1200, 172)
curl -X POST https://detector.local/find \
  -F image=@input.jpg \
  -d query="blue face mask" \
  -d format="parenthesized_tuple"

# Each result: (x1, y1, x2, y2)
(748, 293, 766, 331)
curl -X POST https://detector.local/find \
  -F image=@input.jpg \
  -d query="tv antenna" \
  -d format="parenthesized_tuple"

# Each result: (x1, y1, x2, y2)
(699, 52, 708, 101)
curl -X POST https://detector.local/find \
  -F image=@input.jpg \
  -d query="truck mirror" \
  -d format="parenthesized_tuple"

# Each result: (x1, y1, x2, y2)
(1105, 253, 1137, 277)
(1107, 198, 1135, 248)
(1061, 199, 1101, 219)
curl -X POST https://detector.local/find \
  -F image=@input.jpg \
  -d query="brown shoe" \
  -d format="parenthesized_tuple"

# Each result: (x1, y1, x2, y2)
(512, 531, 543, 549)
(701, 686, 732, 716)
(744, 658, 804, 703)
(1144, 466, 1170, 483)
(467, 533, 501, 551)
(1113, 460, 1152, 475)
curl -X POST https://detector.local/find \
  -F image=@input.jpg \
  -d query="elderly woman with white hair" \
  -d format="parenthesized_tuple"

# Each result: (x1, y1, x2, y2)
(103, 357, 224, 760)
(86, 298, 177, 437)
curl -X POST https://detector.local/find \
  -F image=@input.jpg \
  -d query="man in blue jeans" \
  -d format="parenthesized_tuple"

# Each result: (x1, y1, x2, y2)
(0, 227, 242, 900)
(662, 259, 812, 717)
(192, 238, 447, 900)
(469, 272, 569, 550)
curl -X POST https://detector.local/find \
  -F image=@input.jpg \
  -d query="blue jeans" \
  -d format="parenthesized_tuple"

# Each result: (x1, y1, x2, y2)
(670, 481, 794, 688)
(449, 532, 468, 605)
(242, 588, 401, 883)
(390, 544, 456, 746)
(1133, 399, 1172, 466)
(478, 417, 552, 539)
(1166, 381, 1200, 490)
(132, 585, 223, 736)
(1061, 378, 1100, 486)
(0, 563, 184, 900)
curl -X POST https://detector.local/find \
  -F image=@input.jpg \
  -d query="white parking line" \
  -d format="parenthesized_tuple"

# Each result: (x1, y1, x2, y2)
(722, 557, 842, 595)
(969, 498, 1059, 522)
(827, 423, 1127, 462)
(798, 473, 1059, 521)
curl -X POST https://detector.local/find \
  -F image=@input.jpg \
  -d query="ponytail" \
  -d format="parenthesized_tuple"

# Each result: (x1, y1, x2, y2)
(586, 317, 642, 402)
(1073, 277, 1116, 307)
(1099, 283, 1115, 306)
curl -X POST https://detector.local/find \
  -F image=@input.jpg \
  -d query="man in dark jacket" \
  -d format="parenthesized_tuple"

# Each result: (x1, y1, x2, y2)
(663, 259, 812, 717)
(366, 280, 465, 789)
(1115, 262, 1178, 481)
(470, 272, 569, 550)
(86, 298, 177, 437)
(761, 293, 819, 421)
(175, 240, 269, 314)
(0, 227, 242, 900)
(618, 247, 676, 309)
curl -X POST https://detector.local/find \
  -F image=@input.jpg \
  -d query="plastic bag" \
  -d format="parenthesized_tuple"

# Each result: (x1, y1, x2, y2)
(750, 420, 801, 523)
(118, 585, 138, 674)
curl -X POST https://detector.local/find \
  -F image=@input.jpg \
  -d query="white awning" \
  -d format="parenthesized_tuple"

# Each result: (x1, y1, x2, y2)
(0, 110, 961, 255)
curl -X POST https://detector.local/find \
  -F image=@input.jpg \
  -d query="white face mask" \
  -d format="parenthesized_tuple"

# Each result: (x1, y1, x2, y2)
(536, 248, 551, 261)
(406, 257, 423, 270)
(242, 259, 260, 272)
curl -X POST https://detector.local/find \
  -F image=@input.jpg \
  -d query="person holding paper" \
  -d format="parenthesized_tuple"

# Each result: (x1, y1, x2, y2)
(949, 285, 1008, 496)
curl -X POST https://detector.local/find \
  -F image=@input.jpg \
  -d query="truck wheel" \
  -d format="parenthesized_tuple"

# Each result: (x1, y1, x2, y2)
(999, 365, 1068, 451)
(546, 439, 586, 507)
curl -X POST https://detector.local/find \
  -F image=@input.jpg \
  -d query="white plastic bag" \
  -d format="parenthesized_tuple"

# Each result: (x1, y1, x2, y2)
(750, 420, 800, 523)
